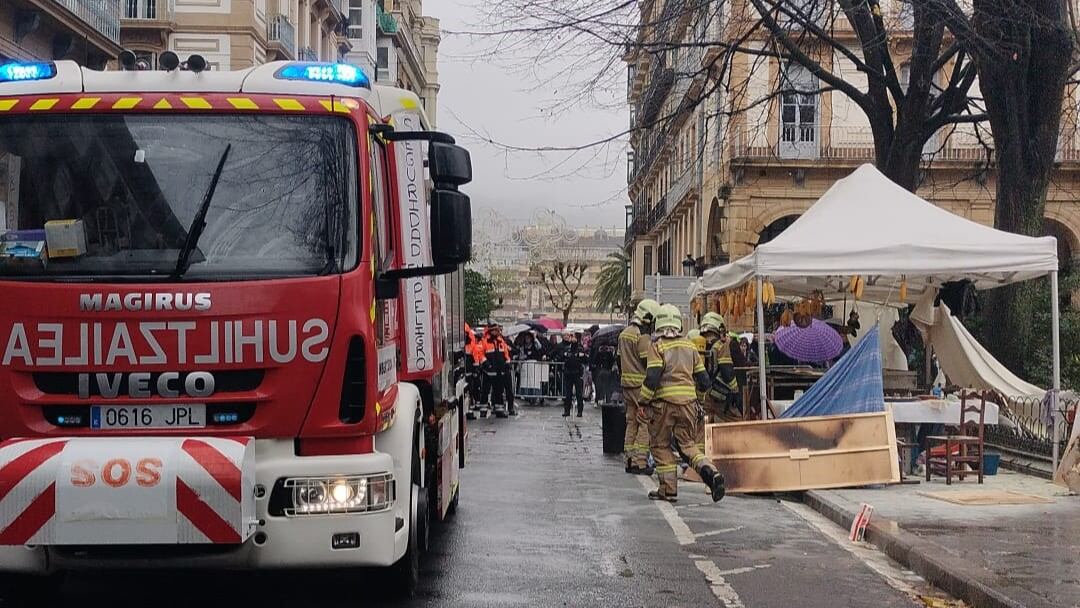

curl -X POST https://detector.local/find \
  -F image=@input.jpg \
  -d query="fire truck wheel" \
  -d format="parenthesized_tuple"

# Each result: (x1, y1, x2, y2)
(391, 443, 423, 596)
(416, 485, 431, 553)
(445, 483, 460, 518)
(0, 572, 65, 604)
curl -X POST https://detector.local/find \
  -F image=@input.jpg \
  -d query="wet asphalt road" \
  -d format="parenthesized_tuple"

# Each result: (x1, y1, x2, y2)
(45, 403, 947, 607)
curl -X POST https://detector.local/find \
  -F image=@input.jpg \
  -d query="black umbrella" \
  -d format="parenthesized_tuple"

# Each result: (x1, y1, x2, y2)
(515, 319, 549, 333)
(592, 324, 625, 349)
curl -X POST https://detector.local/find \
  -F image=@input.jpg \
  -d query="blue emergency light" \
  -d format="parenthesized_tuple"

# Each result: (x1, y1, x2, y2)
(275, 63, 370, 88)
(0, 61, 57, 83)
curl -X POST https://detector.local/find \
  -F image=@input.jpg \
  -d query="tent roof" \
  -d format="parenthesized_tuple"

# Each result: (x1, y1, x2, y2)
(697, 164, 1058, 297)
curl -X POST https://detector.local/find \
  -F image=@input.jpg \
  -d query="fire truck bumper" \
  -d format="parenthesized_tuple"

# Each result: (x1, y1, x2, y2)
(0, 439, 403, 572)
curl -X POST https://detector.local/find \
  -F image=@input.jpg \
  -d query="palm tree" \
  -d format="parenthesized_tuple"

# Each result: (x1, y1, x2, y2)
(594, 251, 629, 314)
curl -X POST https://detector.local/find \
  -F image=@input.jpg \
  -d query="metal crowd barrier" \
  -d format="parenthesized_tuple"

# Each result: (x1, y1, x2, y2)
(511, 360, 568, 402)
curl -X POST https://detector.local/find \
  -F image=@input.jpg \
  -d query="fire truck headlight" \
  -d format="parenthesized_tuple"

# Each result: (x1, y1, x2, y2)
(330, 480, 354, 504)
(281, 474, 394, 516)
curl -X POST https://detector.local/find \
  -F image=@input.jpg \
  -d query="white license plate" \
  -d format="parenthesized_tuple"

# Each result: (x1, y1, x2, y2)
(91, 405, 206, 430)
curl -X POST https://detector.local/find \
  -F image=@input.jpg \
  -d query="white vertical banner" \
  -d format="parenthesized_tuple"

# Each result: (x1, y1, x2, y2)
(404, 277, 434, 373)
(392, 110, 433, 269)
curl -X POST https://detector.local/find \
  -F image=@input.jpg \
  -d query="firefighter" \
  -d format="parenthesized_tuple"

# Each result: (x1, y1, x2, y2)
(476, 324, 516, 416)
(641, 304, 725, 503)
(619, 298, 660, 475)
(701, 312, 741, 420)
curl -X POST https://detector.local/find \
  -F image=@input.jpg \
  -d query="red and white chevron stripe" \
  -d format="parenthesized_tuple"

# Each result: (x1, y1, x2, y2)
(0, 436, 254, 546)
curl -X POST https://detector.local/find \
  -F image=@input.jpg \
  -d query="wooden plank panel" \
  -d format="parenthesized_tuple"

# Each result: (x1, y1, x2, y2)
(705, 411, 901, 493)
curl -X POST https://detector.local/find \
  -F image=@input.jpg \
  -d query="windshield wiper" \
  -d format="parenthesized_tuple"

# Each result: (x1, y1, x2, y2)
(172, 144, 232, 279)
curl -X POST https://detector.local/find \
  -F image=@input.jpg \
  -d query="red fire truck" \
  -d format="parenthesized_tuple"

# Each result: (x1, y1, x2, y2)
(0, 56, 470, 596)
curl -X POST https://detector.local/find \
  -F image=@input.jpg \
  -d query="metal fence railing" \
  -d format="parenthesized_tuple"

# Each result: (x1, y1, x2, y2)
(985, 394, 1078, 461)
(512, 361, 569, 402)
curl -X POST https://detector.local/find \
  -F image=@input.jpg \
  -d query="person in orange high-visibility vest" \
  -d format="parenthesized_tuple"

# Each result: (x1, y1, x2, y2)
(464, 323, 483, 404)
(476, 325, 515, 415)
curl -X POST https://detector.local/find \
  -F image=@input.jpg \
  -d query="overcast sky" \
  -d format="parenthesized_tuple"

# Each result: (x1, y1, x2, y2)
(434, 1, 629, 231)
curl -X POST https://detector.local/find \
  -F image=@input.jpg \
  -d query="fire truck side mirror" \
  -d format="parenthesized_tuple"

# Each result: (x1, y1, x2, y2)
(430, 189, 472, 267)
(429, 142, 472, 187)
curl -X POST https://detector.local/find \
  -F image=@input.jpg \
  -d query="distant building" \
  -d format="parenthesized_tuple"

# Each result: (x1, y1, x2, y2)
(476, 225, 627, 326)
(1, 0, 122, 68)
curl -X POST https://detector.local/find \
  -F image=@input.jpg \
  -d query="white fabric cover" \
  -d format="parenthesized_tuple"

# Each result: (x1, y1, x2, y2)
(912, 301, 1044, 398)
(697, 164, 1058, 298)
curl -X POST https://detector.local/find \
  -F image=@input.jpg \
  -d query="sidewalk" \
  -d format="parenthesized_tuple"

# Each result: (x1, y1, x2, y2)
(803, 470, 1078, 608)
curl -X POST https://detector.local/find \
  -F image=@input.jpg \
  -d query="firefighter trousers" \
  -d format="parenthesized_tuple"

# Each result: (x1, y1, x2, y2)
(622, 388, 651, 469)
(649, 399, 716, 497)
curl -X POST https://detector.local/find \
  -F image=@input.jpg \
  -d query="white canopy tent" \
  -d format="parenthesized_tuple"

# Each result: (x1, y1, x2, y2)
(694, 165, 1063, 466)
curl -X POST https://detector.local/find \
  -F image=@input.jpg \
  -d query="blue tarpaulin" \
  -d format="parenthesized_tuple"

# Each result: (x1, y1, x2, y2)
(779, 324, 885, 418)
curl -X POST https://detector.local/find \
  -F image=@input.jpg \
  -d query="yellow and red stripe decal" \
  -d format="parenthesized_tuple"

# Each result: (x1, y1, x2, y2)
(0, 93, 365, 115)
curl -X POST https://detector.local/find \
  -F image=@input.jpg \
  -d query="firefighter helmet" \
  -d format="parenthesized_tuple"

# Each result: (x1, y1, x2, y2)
(634, 298, 661, 323)
(654, 304, 683, 334)
(700, 312, 726, 335)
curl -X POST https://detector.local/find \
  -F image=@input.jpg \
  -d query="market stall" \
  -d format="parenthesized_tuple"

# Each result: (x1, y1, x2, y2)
(693, 164, 1063, 466)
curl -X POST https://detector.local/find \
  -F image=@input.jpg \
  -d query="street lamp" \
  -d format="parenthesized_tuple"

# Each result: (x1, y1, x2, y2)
(682, 254, 696, 277)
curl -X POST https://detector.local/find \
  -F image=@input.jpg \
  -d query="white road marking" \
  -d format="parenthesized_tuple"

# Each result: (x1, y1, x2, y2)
(694, 560, 747, 608)
(693, 526, 743, 539)
(779, 500, 925, 598)
(635, 476, 694, 545)
(636, 476, 746, 607)
(715, 564, 772, 576)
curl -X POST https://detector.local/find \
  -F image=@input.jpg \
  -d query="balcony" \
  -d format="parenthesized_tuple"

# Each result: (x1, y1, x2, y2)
(729, 124, 993, 164)
(121, 0, 173, 23)
(640, 66, 674, 125)
(267, 14, 297, 60)
(377, 4, 398, 35)
(58, 0, 121, 45)
(298, 46, 318, 61)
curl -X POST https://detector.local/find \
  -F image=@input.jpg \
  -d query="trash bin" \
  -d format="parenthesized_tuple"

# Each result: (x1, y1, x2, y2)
(601, 402, 626, 454)
(983, 453, 1001, 475)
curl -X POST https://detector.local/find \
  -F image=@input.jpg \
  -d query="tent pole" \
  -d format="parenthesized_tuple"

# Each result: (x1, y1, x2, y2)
(756, 277, 767, 420)
(1052, 270, 1062, 473)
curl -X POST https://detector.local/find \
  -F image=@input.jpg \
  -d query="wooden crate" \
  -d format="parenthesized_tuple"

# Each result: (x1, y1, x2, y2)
(705, 411, 901, 493)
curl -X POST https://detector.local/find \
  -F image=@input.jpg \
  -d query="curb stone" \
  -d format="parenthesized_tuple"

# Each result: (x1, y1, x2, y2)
(802, 490, 1028, 608)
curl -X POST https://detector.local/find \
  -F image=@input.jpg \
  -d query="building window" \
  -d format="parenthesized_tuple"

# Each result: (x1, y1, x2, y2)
(643, 246, 653, 276)
(348, 1, 363, 39)
(376, 46, 390, 82)
(125, 0, 157, 19)
(779, 63, 819, 159)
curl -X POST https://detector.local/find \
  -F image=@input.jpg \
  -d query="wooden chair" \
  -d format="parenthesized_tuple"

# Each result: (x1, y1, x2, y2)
(925, 391, 987, 485)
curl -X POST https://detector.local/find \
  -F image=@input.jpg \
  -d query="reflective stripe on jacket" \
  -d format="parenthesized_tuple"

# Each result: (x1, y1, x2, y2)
(641, 337, 705, 404)
(619, 324, 650, 388)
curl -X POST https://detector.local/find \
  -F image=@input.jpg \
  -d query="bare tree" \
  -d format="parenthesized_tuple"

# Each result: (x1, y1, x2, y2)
(539, 261, 590, 323)
(467, 0, 985, 191)
(924, 0, 1076, 373)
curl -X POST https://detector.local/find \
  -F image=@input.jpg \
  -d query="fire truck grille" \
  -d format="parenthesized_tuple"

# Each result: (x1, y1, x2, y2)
(32, 370, 265, 396)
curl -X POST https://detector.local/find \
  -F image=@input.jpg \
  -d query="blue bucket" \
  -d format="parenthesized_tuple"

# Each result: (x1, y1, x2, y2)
(983, 453, 1001, 476)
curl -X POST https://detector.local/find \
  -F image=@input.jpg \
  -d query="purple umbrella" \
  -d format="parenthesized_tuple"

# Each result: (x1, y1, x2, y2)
(773, 318, 844, 363)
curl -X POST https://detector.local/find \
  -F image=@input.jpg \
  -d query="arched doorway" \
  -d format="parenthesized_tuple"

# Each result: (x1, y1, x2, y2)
(705, 197, 725, 264)
(757, 214, 800, 247)
(1043, 217, 1079, 273)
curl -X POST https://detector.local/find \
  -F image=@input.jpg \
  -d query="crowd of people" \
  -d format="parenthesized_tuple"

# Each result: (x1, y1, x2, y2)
(464, 323, 621, 418)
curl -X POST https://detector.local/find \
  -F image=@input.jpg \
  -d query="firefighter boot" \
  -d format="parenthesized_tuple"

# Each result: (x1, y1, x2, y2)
(700, 466, 726, 503)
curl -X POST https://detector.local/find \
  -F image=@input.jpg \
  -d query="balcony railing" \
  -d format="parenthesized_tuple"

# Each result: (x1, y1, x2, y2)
(58, 0, 121, 45)
(122, 0, 173, 21)
(729, 124, 993, 163)
(267, 14, 297, 59)
(298, 46, 318, 61)
(377, 4, 398, 35)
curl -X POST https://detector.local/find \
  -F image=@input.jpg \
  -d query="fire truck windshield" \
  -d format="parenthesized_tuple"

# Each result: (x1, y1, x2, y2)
(0, 114, 359, 281)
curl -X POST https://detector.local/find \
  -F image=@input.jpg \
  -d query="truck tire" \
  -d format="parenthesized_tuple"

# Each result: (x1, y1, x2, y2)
(391, 438, 423, 596)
